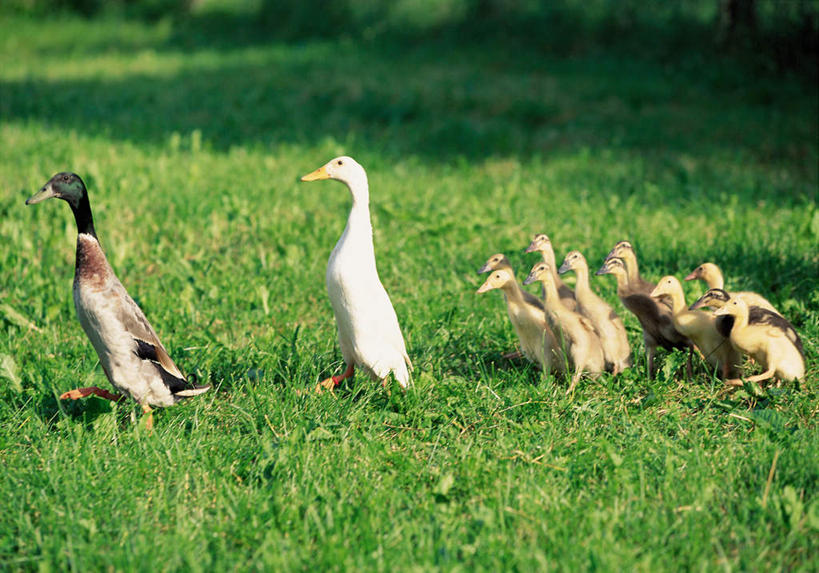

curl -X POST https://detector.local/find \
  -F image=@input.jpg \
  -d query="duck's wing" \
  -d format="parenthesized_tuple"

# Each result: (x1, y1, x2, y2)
(113, 285, 208, 396)
(754, 310, 804, 358)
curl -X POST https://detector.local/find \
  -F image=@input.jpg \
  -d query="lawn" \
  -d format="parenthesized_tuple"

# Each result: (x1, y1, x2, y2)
(0, 3, 817, 571)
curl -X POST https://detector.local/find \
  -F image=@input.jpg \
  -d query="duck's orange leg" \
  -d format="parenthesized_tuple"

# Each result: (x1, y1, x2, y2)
(60, 387, 124, 402)
(142, 404, 154, 432)
(316, 364, 355, 393)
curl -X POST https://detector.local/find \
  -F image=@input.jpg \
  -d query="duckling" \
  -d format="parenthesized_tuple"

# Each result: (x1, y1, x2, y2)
(689, 288, 771, 338)
(477, 265, 563, 374)
(25, 173, 210, 429)
(524, 262, 604, 392)
(525, 233, 577, 311)
(479, 253, 540, 360)
(596, 257, 691, 379)
(713, 296, 805, 386)
(559, 250, 631, 374)
(301, 156, 412, 392)
(651, 276, 741, 379)
(684, 262, 780, 315)
(604, 241, 665, 304)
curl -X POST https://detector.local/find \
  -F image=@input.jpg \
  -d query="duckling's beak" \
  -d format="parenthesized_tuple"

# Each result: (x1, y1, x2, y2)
(649, 285, 662, 298)
(689, 297, 708, 311)
(595, 264, 609, 276)
(524, 241, 538, 254)
(557, 261, 571, 275)
(476, 279, 493, 294)
(25, 183, 57, 205)
(522, 273, 537, 286)
(300, 165, 330, 182)
(683, 271, 698, 281)
(477, 263, 492, 274)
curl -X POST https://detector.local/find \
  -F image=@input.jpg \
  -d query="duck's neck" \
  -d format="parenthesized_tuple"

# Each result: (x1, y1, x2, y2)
(730, 307, 749, 331)
(540, 247, 558, 280)
(540, 278, 561, 309)
(69, 194, 97, 238)
(623, 251, 640, 284)
(612, 271, 629, 295)
(342, 176, 373, 244)
(705, 270, 724, 290)
(571, 263, 591, 296)
(500, 280, 526, 306)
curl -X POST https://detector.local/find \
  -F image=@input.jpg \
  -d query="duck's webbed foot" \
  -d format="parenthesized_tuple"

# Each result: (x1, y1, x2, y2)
(315, 364, 355, 394)
(60, 386, 124, 402)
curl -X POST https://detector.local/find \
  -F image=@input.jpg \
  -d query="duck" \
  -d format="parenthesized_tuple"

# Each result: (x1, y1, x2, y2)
(689, 288, 772, 338)
(25, 172, 210, 429)
(525, 233, 577, 311)
(684, 262, 780, 315)
(713, 295, 805, 386)
(477, 263, 563, 374)
(559, 250, 631, 374)
(603, 241, 665, 305)
(524, 262, 604, 392)
(651, 276, 741, 379)
(301, 156, 412, 392)
(596, 257, 691, 379)
(478, 253, 539, 360)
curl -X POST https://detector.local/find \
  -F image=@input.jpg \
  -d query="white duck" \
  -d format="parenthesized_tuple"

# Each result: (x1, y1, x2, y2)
(26, 172, 210, 429)
(301, 156, 412, 391)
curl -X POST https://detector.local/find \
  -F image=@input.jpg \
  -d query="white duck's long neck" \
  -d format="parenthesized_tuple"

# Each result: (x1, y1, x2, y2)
(340, 173, 374, 255)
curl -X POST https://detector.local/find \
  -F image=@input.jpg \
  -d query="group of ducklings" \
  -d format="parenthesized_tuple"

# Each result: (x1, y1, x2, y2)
(478, 236, 806, 391)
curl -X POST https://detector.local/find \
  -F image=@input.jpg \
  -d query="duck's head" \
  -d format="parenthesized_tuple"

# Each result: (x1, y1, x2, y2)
(684, 262, 719, 283)
(26, 172, 87, 209)
(476, 268, 514, 294)
(524, 233, 551, 254)
(689, 288, 731, 311)
(650, 275, 680, 301)
(713, 295, 747, 318)
(558, 250, 585, 275)
(523, 262, 552, 286)
(595, 257, 626, 277)
(300, 156, 366, 187)
(605, 240, 633, 262)
(478, 253, 511, 274)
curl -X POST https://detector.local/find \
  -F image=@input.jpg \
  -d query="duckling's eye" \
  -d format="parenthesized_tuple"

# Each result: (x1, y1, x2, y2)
(337, 160, 343, 166)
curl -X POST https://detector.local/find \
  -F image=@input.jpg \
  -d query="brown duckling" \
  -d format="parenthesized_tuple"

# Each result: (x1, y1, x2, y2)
(559, 250, 631, 374)
(477, 266, 563, 374)
(524, 262, 604, 392)
(684, 262, 780, 315)
(603, 241, 657, 298)
(651, 276, 741, 380)
(596, 257, 691, 379)
(713, 296, 805, 386)
(525, 233, 577, 311)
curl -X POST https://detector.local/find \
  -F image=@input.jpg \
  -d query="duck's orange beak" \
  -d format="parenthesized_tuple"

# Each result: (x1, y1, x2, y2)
(300, 165, 330, 182)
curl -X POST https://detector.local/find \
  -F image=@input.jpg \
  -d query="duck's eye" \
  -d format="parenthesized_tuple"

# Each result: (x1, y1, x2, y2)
(62, 175, 69, 181)
(337, 160, 343, 165)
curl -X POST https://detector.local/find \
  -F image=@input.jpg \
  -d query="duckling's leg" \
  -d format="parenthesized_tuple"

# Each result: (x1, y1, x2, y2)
(142, 404, 154, 432)
(502, 349, 523, 360)
(646, 346, 656, 380)
(60, 386, 124, 402)
(316, 364, 355, 393)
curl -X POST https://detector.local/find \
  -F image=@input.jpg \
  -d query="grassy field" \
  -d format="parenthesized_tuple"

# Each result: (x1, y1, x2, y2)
(0, 4, 817, 571)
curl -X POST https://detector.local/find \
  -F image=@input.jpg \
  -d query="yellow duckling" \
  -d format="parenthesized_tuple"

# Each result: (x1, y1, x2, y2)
(477, 265, 563, 374)
(559, 250, 631, 374)
(713, 296, 805, 386)
(684, 262, 780, 315)
(651, 276, 741, 379)
(524, 262, 604, 393)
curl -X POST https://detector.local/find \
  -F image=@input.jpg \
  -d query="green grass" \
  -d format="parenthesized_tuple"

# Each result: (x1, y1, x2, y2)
(1, 6, 818, 571)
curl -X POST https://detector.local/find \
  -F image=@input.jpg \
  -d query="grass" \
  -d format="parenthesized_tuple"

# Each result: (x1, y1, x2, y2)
(0, 4, 818, 571)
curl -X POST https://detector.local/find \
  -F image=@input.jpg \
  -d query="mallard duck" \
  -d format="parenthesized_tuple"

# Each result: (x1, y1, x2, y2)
(713, 296, 804, 386)
(524, 262, 604, 392)
(559, 250, 631, 374)
(26, 173, 210, 429)
(301, 156, 412, 392)
(684, 262, 780, 314)
(477, 264, 563, 374)
(651, 276, 741, 379)
(525, 233, 577, 311)
(596, 257, 691, 378)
